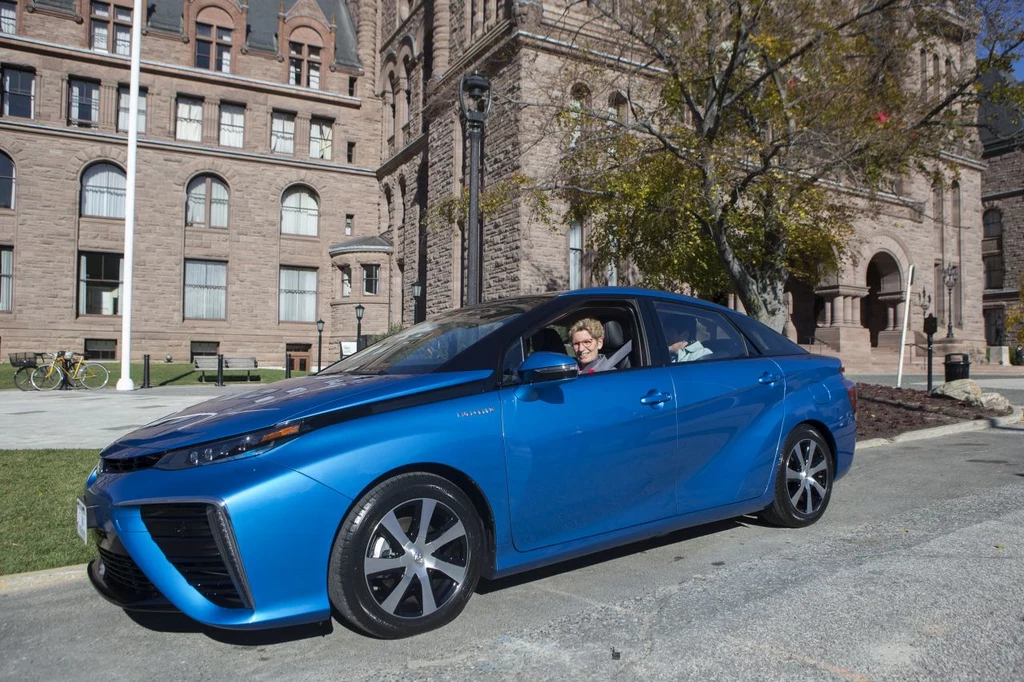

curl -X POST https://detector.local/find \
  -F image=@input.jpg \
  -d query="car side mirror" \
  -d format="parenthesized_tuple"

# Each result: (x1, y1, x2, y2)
(518, 351, 579, 384)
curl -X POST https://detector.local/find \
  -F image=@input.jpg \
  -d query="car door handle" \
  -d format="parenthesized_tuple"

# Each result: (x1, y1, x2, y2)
(759, 372, 781, 385)
(640, 391, 673, 406)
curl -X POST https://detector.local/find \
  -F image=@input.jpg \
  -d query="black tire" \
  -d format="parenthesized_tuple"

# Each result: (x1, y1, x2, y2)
(760, 425, 835, 528)
(13, 367, 34, 391)
(31, 365, 64, 391)
(328, 473, 485, 638)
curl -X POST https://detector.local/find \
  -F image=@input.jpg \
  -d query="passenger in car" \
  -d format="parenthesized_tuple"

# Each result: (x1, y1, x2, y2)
(569, 318, 615, 373)
(668, 317, 713, 363)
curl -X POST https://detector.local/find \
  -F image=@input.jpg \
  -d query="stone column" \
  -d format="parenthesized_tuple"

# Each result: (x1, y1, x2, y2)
(823, 297, 832, 326)
(432, 0, 450, 77)
(832, 296, 843, 326)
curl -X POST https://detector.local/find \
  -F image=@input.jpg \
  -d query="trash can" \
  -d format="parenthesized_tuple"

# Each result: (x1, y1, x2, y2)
(944, 353, 970, 382)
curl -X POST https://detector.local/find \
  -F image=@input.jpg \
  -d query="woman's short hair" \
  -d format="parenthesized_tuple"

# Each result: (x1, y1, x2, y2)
(569, 317, 604, 340)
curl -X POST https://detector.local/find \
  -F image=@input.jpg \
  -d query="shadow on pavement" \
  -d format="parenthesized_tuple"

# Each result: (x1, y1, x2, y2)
(125, 610, 334, 645)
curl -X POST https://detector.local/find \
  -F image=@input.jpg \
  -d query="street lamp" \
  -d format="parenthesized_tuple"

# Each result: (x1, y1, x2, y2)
(458, 71, 492, 306)
(411, 280, 423, 323)
(916, 286, 931, 316)
(943, 264, 958, 339)
(354, 303, 365, 351)
(315, 318, 324, 372)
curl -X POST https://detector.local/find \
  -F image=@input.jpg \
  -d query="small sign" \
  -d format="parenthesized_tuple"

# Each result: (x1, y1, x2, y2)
(76, 498, 88, 544)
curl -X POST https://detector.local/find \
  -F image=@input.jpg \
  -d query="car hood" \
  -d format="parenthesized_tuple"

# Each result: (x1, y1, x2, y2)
(101, 371, 493, 459)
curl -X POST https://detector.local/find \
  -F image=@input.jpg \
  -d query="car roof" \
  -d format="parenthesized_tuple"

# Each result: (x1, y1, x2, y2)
(556, 287, 737, 315)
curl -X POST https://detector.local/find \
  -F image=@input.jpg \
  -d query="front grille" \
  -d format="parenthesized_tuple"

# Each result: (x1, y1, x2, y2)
(141, 504, 248, 609)
(97, 546, 160, 602)
(102, 453, 162, 473)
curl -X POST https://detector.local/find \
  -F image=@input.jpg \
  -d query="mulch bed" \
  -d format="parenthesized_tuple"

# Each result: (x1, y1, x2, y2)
(856, 383, 1013, 441)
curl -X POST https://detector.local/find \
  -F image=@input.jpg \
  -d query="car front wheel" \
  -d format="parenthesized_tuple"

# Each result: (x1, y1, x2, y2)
(328, 473, 484, 638)
(760, 425, 835, 528)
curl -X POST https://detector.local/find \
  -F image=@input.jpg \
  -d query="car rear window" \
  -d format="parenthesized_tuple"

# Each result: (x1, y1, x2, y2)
(728, 312, 807, 356)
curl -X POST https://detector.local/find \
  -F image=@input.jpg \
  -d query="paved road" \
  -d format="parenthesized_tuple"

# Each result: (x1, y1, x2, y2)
(2, 427, 1023, 681)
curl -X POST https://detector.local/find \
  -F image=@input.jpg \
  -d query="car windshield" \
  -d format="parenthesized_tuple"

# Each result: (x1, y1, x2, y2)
(322, 297, 550, 375)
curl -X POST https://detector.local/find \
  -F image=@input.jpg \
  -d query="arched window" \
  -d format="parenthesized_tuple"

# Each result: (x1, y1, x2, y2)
(195, 6, 233, 73)
(608, 92, 628, 124)
(281, 185, 319, 236)
(81, 162, 126, 218)
(288, 27, 323, 89)
(0, 152, 14, 209)
(568, 84, 590, 149)
(186, 175, 229, 228)
(951, 181, 960, 230)
(983, 208, 1003, 238)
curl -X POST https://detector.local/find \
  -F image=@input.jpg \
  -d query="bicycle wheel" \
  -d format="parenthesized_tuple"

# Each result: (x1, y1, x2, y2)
(14, 367, 35, 391)
(76, 362, 110, 389)
(31, 364, 65, 391)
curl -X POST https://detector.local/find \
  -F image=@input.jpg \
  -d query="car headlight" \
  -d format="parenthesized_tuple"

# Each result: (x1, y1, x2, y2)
(155, 423, 306, 470)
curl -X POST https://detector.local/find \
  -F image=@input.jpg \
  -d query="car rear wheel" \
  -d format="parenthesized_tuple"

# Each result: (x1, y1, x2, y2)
(328, 472, 484, 638)
(760, 425, 834, 528)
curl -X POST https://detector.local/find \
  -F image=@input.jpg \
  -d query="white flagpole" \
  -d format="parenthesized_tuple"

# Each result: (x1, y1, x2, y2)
(116, 0, 143, 390)
(896, 263, 915, 389)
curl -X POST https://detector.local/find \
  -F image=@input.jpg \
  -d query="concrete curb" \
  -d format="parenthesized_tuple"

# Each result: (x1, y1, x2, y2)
(856, 406, 1024, 450)
(0, 563, 88, 594)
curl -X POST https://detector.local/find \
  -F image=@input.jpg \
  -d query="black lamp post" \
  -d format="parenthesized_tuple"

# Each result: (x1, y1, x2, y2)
(943, 264, 958, 339)
(411, 280, 423, 323)
(355, 303, 365, 351)
(315, 318, 324, 372)
(458, 71, 492, 306)
(916, 286, 931, 316)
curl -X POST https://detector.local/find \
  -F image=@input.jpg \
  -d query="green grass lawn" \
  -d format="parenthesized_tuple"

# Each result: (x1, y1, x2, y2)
(0, 449, 100, 575)
(0, 361, 308, 390)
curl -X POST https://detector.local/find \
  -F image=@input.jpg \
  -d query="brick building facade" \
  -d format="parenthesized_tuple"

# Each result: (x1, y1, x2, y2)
(0, 0, 993, 370)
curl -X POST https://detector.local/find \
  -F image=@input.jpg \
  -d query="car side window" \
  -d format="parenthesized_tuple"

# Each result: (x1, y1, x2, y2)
(653, 301, 749, 364)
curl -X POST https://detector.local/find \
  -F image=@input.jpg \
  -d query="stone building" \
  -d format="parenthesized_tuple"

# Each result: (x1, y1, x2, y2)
(0, 0, 992, 370)
(0, 0, 383, 369)
(980, 72, 1024, 354)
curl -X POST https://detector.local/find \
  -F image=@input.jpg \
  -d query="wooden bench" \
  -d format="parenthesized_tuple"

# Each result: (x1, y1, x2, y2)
(194, 355, 259, 382)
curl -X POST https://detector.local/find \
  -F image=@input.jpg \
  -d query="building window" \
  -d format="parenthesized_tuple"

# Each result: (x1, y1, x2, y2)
(116, 86, 146, 133)
(186, 175, 229, 228)
(280, 266, 317, 322)
(288, 41, 321, 89)
(983, 208, 1003, 238)
(84, 338, 116, 360)
(68, 79, 100, 127)
(91, 2, 131, 55)
(569, 220, 583, 289)
(348, 76, 357, 96)
(281, 185, 319, 236)
(218, 103, 244, 147)
(983, 209, 1004, 291)
(271, 111, 295, 154)
(0, 152, 13, 209)
(196, 21, 231, 72)
(310, 117, 333, 159)
(2, 68, 34, 118)
(1, 2, 16, 34)
(176, 97, 203, 142)
(190, 340, 219, 362)
(81, 163, 126, 218)
(363, 264, 379, 295)
(78, 251, 122, 315)
(346, 141, 356, 163)
(984, 255, 1004, 290)
(341, 265, 351, 297)
(184, 259, 227, 319)
(345, 214, 354, 236)
(0, 246, 11, 311)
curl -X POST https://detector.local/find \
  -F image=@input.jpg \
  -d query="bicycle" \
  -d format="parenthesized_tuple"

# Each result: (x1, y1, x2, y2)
(30, 350, 110, 390)
(9, 352, 44, 391)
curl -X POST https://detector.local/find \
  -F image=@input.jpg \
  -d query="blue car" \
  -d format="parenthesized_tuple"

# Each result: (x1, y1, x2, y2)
(80, 288, 857, 638)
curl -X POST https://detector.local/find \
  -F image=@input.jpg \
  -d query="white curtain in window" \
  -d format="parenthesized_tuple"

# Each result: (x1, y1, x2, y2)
(309, 62, 321, 89)
(0, 3, 16, 34)
(117, 87, 146, 133)
(271, 113, 295, 154)
(186, 177, 206, 225)
(114, 24, 131, 55)
(281, 187, 319, 235)
(341, 267, 351, 297)
(219, 104, 244, 147)
(176, 98, 203, 142)
(70, 80, 100, 124)
(279, 267, 317, 322)
(91, 21, 109, 51)
(209, 178, 228, 227)
(310, 119, 332, 159)
(81, 163, 126, 218)
(0, 248, 12, 311)
(184, 260, 226, 319)
(568, 220, 582, 289)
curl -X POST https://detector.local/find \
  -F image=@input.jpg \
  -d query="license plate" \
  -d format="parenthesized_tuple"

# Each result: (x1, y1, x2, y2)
(76, 498, 88, 544)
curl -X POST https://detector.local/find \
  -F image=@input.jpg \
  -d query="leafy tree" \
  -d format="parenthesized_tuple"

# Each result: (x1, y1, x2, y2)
(541, 0, 1024, 331)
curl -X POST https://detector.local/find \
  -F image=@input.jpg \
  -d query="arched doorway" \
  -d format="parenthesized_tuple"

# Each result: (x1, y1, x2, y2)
(862, 252, 902, 347)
